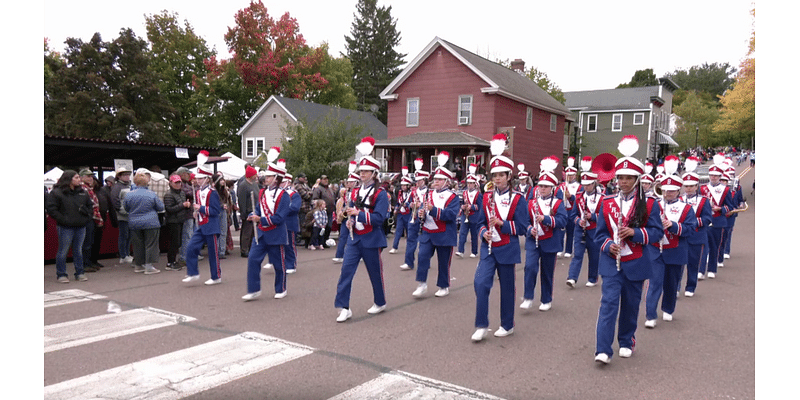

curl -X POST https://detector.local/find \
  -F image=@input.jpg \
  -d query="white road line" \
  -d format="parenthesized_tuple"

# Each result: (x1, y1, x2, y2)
(44, 289, 107, 308)
(43, 332, 313, 400)
(44, 307, 196, 353)
(328, 371, 506, 400)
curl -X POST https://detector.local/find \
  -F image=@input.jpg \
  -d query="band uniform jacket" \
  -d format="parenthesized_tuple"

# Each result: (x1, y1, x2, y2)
(525, 195, 567, 253)
(477, 188, 530, 264)
(418, 188, 459, 247)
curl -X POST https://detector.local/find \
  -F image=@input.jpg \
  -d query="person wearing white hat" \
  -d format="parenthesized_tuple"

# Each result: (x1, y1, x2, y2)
(556, 157, 581, 258)
(700, 153, 735, 273)
(389, 174, 413, 254)
(643, 157, 696, 329)
(514, 163, 534, 201)
(521, 156, 568, 312)
(593, 136, 664, 364)
(279, 167, 301, 274)
(680, 156, 713, 293)
(412, 152, 460, 298)
(566, 156, 604, 288)
(334, 137, 390, 322)
(110, 166, 134, 264)
(456, 165, 482, 258)
(241, 148, 292, 301)
(333, 164, 360, 263)
(471, 134, 531, 341)
(399, 157, 429, 271)
(182, 153, 224, 286)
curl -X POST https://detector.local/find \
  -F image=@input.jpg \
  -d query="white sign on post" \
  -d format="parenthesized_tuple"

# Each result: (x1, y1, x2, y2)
(113, 159, 134, 174)
(175, 148, 189, 159)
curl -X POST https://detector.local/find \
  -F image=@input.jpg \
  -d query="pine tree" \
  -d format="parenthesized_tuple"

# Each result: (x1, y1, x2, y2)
(344, 0, 405, 124)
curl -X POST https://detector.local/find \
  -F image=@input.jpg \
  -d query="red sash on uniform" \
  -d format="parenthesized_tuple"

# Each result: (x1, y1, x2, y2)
(462, 189, 478, 218)
(483, 191, 522, 248)
(528, 197, 561, 240)
(655, 201, 692, 250)
(422, 190, 455, 233)
(601, 196, 655, 262)
(701, 184, 729, 218)
(257, 187, 283, 231)
(397, 190, 411, 215)
(576, 191, 600, 230)
(350, 186, 381, 235)
(195, 187, 216, 226)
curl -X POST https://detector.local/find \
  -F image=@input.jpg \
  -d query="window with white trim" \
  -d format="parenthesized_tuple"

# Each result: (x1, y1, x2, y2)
(245, 137, 265, 158)
(550, 114, 557, 132)
(526, 107, 533, 130)
(587, 114, 597, 132)
(633, 113, 644, 125)
(406, 98, 419, 127)
(458, 95, 472, 125)
(612, 114, 623, 132)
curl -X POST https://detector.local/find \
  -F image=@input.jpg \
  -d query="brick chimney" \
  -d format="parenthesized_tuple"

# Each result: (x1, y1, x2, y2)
(511, 59, 525, 75)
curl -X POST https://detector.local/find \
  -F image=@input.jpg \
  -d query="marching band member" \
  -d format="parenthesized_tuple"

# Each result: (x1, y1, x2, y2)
(472, 134, 530, 341)
(389, 174, 412, 254)
(279, 169, 301, 274)
(413, 152, 460, 298)
(182, 152, 223, 286)
(567, 156, 603, 288)
(334, 137, 390, 322)
(644, 157, 696, 328)
(242, 148, 291, 301)
(680, 157, 713, 294)
(514, 163, 534, 201)
(594, 136, 663, 364)
(556, 157, 581, 257)
(400, 158, 428, 271)
(456, 164, 482, 258)
(723, 165, 744, 260)
(701, 154, 735, 274)
(333, 162, 359, 263)
(521, 156, 567, 312)
(640, 162, 655, 198)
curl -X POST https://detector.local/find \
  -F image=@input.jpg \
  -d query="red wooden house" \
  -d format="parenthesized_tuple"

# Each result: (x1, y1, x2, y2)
(377, 37, 574, 180)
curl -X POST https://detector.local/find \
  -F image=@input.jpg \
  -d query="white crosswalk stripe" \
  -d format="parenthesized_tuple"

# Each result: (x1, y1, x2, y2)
(44, 290, 505, 400)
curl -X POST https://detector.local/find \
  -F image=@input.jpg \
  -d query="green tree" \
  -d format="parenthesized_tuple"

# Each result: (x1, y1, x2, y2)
(713, 8, 755, 149)
(145, 10, 216, 145)
(344, 0, 405, 124)
(306, 47, 357, 109)
(616, 68, 658, 88)
(277, 112, 364, 181)
(673, 90, 719, 149)
(666, 62, 737, 105)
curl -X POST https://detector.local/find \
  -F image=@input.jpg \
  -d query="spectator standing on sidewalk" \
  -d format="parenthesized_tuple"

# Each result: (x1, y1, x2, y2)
(78, 169, 104, 273)
(110, 167, 133, 264)
(164, 174, 191, 271)
(124, 172, 164, 275)
(312, 175, 336, 247)
(46, 170, 94, 283)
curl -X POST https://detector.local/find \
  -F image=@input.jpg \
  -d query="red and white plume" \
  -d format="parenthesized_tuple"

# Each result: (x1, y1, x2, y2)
(567, 156, 575, 169)
(277, 159, 286, 170)
(517, 163, 525, 173)
(468, 163, 477, 175)
(713, 152, 726, 167)
(645, 162, 654, 175)
(356, 136, 376, 157)
(684, 156, 699, 174)
(490, 134, 507, 156)
(437, 151, 450, 168)
(197, 150, 209, 167)
(664, 155, 680, 176)
(267, 146, 280, 164)
(581, 156, 592, 172)
(657, 164, 665, 175)
(540, 155, 559, 174)
(414, 157, 424, 172)
(401, 166, 409, 176)
(618, 135, 639, 158)
(348, 160, 357, 173)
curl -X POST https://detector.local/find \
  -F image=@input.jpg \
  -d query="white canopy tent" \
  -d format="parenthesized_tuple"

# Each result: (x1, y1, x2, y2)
(44, 167, 64, 191)
(187, 152, 248, 181)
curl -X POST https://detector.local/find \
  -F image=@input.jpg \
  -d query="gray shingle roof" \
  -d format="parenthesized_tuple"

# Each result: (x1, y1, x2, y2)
(564, 86, 661, 111)
(274, 96, 387, 139)
(375, 131, 489, 147)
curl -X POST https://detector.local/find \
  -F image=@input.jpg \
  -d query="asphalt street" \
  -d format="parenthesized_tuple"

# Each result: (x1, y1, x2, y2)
(41, 162, 758, 399)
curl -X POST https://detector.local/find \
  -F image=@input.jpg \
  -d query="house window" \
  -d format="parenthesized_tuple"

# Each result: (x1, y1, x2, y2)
(272, 113, 277, 119)
(550, 114, 557, 132)
(633, 113, 644, 125)
(406, 98, 420, 127)
(612, 114, 623, 132)
(458, 95, 472, 125)
(245, 137, 264, 158)
(587, 114, 597, 132)
(526, 107, 533, 130)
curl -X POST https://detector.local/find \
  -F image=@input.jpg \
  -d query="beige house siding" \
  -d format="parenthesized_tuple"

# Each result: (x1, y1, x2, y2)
(241, 103, 296, 164)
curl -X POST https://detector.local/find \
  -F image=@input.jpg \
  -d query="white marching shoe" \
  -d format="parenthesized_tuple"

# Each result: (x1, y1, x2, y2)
(263, 263, 273, 269)
(585, 281, 597, 287)
(455, 252, 464, 258)
(707, 272, 716, 279)
(434, 287, 449, 297)
(494, 327, 514, 337)
(563, 253, 572, 258)
(389, 248, 398, 254)
(539, 302, 552, 311)
(412, 283, 428, 297)
(367, 304, 386, 314)
(684, 291, 694, 297)
(595, 353, 610, 364)
(204, 278, 222, 285)
(662, 312, 673, 321)
(724, 253, 731, 259)
(182, 275, 200, 283)
(520, 299, 534, 309)
(274, 291, 287, 299)
(566, 279, 576, 288)
(645, 319, 657, 329)
(469, 253, 477, 258)
(619, 347, 633, 358)
(336, 308, 352, 322)
(399, 264, 412, 270)
(332, 258, 343, 263)
(717, 262, 725, 268)
(697, 272, 706, 280)
(471, 328, 488, 342)
(242, 291, 261, 301)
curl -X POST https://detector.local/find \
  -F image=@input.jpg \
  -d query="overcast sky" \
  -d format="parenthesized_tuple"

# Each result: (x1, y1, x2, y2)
(44, 0, 754, 92)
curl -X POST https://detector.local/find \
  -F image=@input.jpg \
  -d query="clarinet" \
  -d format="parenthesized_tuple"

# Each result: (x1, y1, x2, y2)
(615, 208, 622, 271)
(533, 195, 540, 248)
(419, 190, 430, 235)
(484, 182, 495, 255)
(251, 190, 259, 245)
